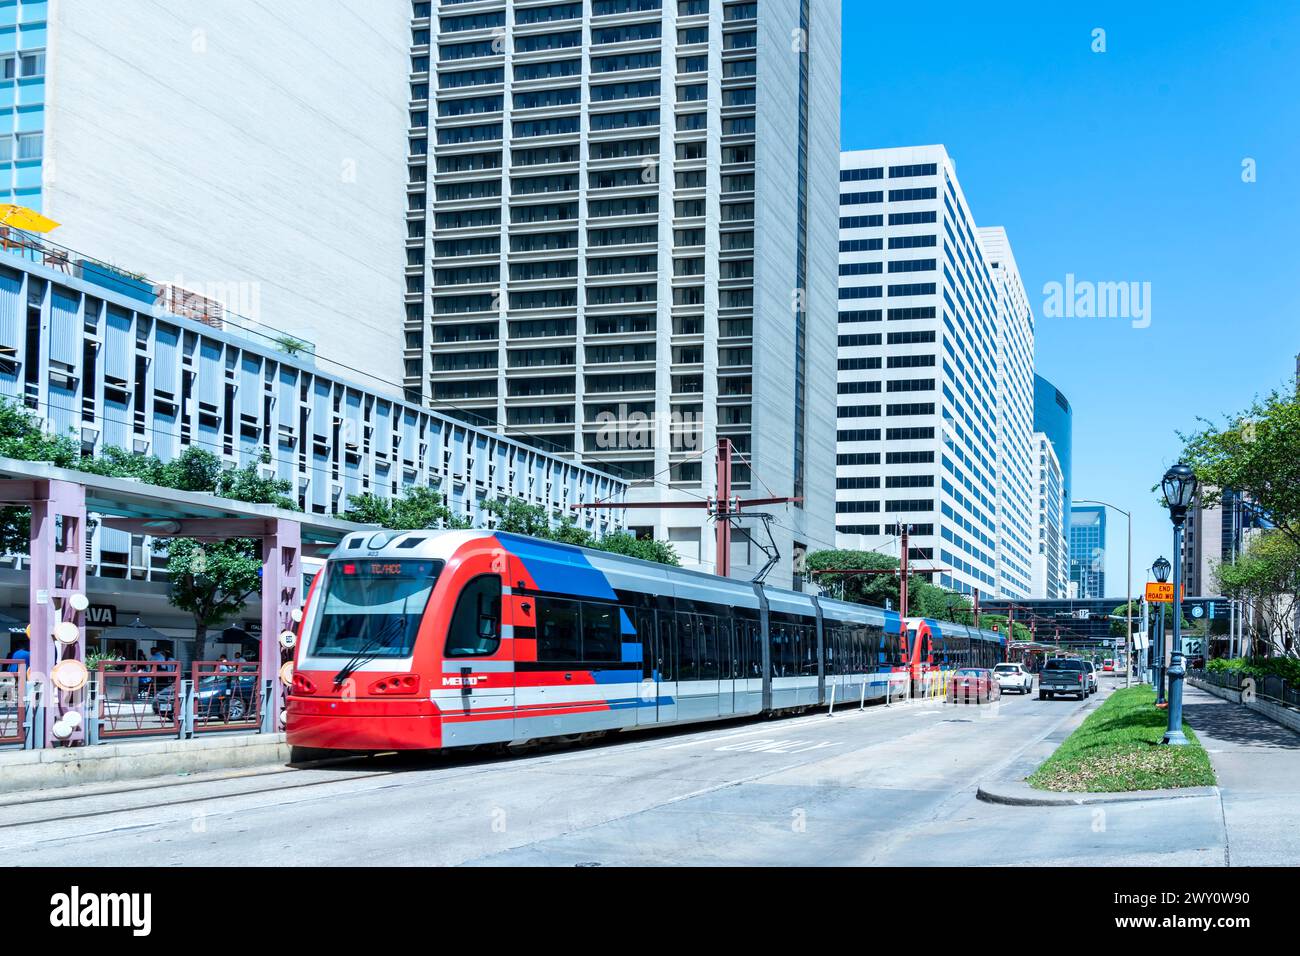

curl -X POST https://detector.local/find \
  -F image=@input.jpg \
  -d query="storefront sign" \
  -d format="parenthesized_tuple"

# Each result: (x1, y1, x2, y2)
(86, 604, 117, 626)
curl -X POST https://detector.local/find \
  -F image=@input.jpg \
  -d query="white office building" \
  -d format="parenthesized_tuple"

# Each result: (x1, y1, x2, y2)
(4, 0, 410, 387)
(980, 225, 1035, 599)
(409, 0, 841, 586)
(1030, 431, 1068, 598)
(835, 144, 1035, 599)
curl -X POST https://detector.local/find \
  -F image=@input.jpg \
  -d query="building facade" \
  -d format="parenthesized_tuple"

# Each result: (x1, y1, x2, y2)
(835, 144, 1035, 599)
(408, 0, 841, 585)
(1029, 431, 1068, 598)
(1032, 372, 1071, 513)
(1069, 503, 1106, 599)
(4, 0, 410, 389)
(979, 225, 1035, 600)
(0, 242, 625, 575)
(1180, 487, 1266, 597)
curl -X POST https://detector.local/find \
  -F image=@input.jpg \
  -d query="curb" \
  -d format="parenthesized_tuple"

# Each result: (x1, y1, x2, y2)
(976, 780, 1220, 807)
(0, 733, 290, 795)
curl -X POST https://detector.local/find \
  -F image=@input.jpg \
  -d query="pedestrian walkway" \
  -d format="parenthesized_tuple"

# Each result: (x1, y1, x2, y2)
(1181, 683, 1300, 866)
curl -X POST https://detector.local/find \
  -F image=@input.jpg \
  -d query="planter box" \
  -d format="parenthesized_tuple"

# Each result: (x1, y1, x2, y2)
(74, 259, 155, 305)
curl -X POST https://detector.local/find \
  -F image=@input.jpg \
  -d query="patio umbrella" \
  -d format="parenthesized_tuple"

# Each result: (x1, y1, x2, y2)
(97, 618, 170, 645)
(0, 204, 60, 232)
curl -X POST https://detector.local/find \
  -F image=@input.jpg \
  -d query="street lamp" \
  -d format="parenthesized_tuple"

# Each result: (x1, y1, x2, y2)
(1075, 498, 1133, 689)
(1151, 555, 1171, 705)
(1160, 463, 1199, 746)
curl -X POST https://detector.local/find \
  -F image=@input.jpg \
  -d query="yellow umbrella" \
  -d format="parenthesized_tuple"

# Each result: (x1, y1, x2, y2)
(0, 204, 59, 233)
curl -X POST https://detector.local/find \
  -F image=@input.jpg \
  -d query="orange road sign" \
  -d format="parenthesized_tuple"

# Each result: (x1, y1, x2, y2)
(1145, 582, 1183, 604)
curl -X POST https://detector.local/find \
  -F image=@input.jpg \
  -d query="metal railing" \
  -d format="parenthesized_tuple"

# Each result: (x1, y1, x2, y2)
(0, 226, 317, 356)
(0, 660, 25, 745)
(189, 661, 263, 733)
(95, 662, 182, 739)
(1191, 666, 1300, 710)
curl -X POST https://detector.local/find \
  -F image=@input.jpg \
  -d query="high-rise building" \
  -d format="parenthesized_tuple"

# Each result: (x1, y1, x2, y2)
(1032, 373, 1071, 513)
(1029, 432, 1068, 598)
(835, 144, 1035, 598)
(1180, 487, 1267, 596)
(1069, 504, 1106, 599)
(980, 225, 1035, 600)
(5, 0, 410, 385)
(410, 0, 841, 586)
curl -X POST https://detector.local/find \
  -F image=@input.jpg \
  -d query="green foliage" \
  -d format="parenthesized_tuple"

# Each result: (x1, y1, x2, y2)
(346, 484, 469, 531)
(589, 531, 680, 566)
(1181, 387, 1300, 547)
(1206, 655, 1300, 684)
(482, 496, 678, 565)
(977, 613, 1032, 644)
(1214, 531, 1300, 657)
(805, 548, 974, 625)
(163, 537, 262, 661)
(1028, 685, 1215, 792)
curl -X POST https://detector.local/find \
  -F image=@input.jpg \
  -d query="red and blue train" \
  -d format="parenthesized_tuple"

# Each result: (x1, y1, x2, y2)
(286, 530, 1005, 754)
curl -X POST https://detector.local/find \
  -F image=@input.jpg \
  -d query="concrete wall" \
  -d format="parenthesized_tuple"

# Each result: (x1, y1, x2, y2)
(42, 0, 409, 386)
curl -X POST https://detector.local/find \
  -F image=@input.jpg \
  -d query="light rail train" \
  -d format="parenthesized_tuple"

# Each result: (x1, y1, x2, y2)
(286, 530, 1005, 754)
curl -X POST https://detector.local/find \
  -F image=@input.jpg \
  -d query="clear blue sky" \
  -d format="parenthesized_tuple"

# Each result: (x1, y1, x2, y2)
(841, 1, 1300, 597)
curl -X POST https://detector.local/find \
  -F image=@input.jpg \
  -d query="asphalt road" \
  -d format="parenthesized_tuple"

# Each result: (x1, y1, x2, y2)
(3, 676, 1232, 866)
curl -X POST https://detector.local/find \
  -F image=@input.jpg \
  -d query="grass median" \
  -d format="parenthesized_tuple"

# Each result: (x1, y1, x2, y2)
(1028, 685, 1216, 792)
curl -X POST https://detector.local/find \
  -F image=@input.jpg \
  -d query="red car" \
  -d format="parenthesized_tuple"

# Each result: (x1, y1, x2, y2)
(1102, 659, 1115, 672)
(947, 668, 1001, 704)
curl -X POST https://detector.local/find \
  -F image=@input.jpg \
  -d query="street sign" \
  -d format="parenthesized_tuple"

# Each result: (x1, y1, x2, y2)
(1144, 583, 1186, 604)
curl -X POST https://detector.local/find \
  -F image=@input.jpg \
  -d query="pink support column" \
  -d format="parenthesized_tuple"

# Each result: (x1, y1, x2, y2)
(27, 479, 87, 747)
(261, 518, 301, 731)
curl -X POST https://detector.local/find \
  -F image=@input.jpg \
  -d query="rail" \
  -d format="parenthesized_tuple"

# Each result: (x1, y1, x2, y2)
(0, 660, 25, 745)
(95, 662, 181, 739)
(0, 226, 317, 356)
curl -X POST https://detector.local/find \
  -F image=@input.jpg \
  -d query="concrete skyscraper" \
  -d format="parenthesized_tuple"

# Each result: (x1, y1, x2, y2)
(409, 0, 841, 585)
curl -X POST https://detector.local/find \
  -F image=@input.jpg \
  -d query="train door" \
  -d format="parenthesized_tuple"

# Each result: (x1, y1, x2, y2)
(654, 607, 678, 725)
(635, 606, 661, 727)
(717, 619, 736, 717)
(692, 612, 720, 720)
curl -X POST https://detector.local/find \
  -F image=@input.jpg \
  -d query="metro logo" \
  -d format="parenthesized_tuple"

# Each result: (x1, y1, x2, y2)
(442, 676, 481, 687)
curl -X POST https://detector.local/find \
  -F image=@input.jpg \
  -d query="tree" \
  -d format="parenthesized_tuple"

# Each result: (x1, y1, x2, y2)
(1181, 387, 1300, 549)
(589, 531, 680, 566)
(481, 496, 678, 565)
(976, 614, 1032, 644)
(805, 548, 972, 624)
(346, 484, 468, 531)
(163, 537, 262, 664)
(1215, 531, 1300, 657)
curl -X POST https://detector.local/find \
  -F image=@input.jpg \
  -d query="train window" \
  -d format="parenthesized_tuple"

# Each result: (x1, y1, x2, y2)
(581, 603, 620, 662)
(699, 615, 719, 680)
(445, 574, 502, 657)
(658, 615, 675, 682)
(537, 598, 581, 661)
(677, 613, 698, 681)
(307, 559, 443, 659)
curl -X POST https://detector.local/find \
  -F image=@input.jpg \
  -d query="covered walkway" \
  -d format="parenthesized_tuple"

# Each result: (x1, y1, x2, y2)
(0, 455, 367, 747)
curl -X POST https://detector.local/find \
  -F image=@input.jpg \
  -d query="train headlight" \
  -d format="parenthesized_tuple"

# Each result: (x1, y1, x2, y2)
(368, 674, 420, 695)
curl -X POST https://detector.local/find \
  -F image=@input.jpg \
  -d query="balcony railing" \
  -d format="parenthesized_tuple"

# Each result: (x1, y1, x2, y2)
(0, 227, 317, 357)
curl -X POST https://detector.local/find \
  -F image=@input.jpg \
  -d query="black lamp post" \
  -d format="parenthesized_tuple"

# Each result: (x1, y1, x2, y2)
(1151, 555, 1171, 705)
(1160, 464, 1198, 745)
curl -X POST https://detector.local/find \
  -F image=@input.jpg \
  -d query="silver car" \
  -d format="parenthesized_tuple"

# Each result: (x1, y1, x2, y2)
(1083, 661, 1099, 694)
(992, 662, 1034, 695)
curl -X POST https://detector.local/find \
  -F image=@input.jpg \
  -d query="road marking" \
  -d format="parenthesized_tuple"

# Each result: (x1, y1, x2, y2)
(714, 738, 839, 755)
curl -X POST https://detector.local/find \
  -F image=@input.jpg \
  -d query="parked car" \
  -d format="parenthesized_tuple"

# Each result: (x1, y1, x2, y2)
(1082, 661, 1099, 694)
(992, 662, 1034, 695)
(153, 673, 259, 722)
(1102, 658, 1115, 672)
(1038, 658, 1089, 700)
(947, 667, 1001, 704)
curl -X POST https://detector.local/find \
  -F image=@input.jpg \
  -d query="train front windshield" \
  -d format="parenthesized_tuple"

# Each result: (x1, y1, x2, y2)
(306, 559, 443, 659)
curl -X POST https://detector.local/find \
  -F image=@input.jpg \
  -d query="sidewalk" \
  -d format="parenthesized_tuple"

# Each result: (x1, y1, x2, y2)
(1180, 683, 1300, 866)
